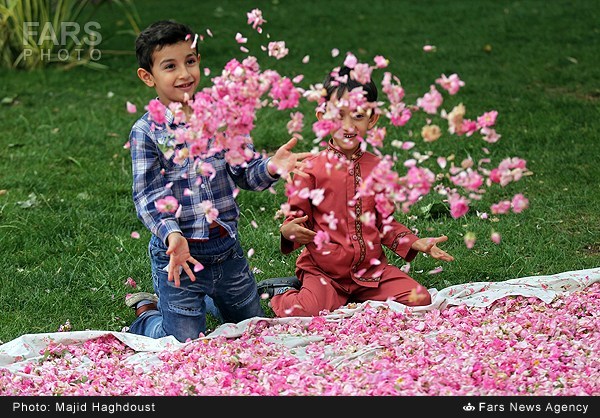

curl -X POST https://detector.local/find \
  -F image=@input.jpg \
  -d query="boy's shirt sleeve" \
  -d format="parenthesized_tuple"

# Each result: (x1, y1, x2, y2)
(226, 142, 279, 191)
(130, 116, 181, 244)
(378, 215, 419, 262)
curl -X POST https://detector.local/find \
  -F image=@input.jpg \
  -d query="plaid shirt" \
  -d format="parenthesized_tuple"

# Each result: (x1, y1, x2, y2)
(130, 107, 278, 244)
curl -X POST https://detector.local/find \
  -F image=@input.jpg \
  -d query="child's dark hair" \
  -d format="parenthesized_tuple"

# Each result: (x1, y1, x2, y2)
(135, 20, 197, 72)
(323, 65, 378, 103)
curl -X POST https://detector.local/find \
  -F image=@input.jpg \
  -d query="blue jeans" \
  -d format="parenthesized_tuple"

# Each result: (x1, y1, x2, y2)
(128, 234, 265, 342)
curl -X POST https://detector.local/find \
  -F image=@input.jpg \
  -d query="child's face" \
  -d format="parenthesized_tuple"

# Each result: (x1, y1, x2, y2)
(317, 90, 379, 158)
(137, 40, 200, 107)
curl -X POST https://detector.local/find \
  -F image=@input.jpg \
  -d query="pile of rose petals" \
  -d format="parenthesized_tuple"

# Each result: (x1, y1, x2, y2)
(1, 283, 597, 396)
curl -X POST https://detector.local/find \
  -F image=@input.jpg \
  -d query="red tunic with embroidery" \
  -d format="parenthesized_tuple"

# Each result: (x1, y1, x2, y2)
(281, 142, 419, 288)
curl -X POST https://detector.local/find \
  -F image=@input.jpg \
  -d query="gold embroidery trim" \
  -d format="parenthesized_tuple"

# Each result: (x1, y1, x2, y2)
(390, 231, 411, 252)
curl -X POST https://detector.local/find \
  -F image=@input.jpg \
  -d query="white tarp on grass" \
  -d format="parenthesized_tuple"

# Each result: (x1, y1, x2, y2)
(1, 266, 599, 372)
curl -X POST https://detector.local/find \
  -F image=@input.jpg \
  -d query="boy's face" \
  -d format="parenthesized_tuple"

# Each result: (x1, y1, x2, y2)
(317, 90, 379, 158)
(137, 40, 200, 108)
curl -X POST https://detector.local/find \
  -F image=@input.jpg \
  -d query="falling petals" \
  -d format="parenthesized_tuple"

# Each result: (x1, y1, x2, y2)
(491, 231, 501, 244)
(200, 200, 219, 223)
(313, 230, 330, 251)
(373, 55, 389, 68)
(267, 41, 288, 59)
(120, 9, 533, 301)
(435, 73, 465, 95)
(155, 196, 179, 213)
(343, 52, 358, 69)
(235, 33, 248, 44)
(126, 101, 137, 114)
(511, 193, 529, 213)
(145, 99, 166, 124)
(464, 231, 476, 249)
(190, 34, 198, 49)
(247, 8, 266, 31)
(428, 266, 444, 275)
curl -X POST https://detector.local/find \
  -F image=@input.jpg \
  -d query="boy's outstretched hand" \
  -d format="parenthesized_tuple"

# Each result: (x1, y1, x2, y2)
(411, 235, 455, 262)
(165, 232, 202, 287)
(267, 137, 313, 180)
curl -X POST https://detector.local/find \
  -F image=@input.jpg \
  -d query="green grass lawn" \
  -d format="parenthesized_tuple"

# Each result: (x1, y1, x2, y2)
(0, 0, 598, 343)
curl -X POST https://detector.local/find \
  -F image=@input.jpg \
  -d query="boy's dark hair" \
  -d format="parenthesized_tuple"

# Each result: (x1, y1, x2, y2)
(135, 20, 197, 72)
(323, 65, 378, 103)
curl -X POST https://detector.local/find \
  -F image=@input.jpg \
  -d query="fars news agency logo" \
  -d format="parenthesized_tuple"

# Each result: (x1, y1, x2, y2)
(22, 21, 102, 62)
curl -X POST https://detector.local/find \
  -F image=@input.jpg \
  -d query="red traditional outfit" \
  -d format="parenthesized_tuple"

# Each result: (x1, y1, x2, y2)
(271, 141, 432, 317)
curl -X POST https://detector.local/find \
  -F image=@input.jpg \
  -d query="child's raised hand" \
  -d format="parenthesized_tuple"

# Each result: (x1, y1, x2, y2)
(268, 137, 313, 180)
(412, 235, 455, 262)
(280, 215, 316, 245)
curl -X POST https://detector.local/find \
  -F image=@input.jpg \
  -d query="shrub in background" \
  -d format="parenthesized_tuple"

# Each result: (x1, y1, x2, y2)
(0, 0, 139, 70)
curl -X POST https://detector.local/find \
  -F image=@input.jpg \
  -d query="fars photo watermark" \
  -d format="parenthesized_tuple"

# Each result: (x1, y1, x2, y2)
(22, 21, 102, 62)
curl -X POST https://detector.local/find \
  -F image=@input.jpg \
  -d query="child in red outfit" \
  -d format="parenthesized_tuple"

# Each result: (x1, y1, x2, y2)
(270, 65, 454, 317)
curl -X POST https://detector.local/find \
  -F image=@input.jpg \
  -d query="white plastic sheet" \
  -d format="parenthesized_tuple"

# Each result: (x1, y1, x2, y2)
(1, 267, 598, 373)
